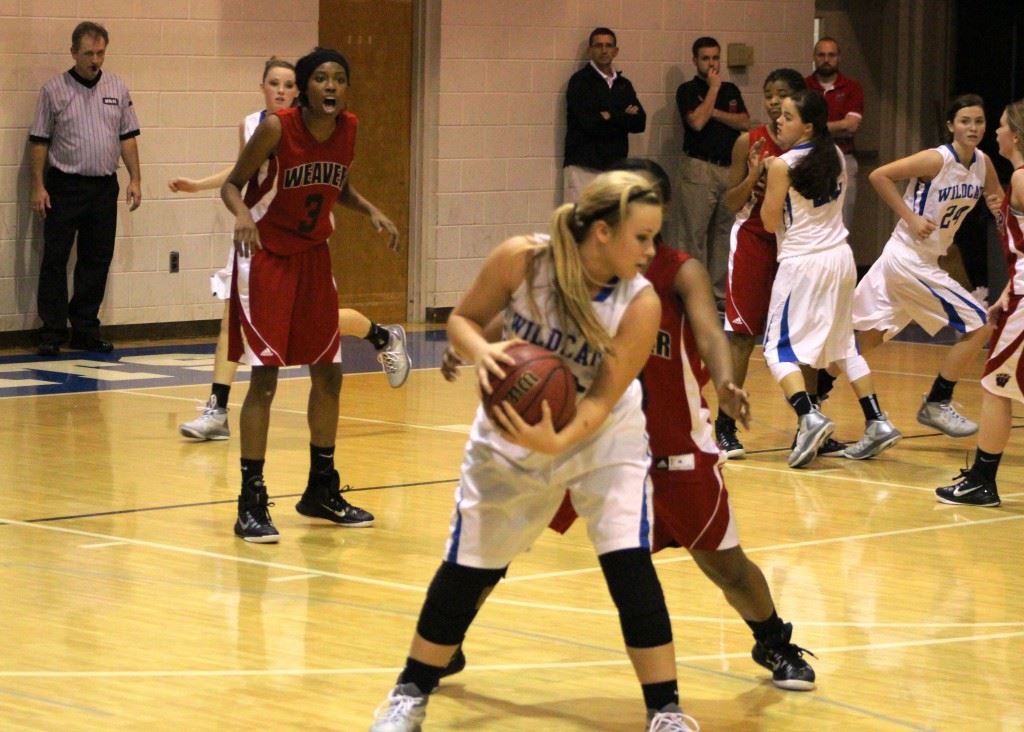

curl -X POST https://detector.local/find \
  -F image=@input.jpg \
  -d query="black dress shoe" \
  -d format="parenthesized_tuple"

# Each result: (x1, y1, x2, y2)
(69, 334, 114, 353)
(37, 342, 60, 357)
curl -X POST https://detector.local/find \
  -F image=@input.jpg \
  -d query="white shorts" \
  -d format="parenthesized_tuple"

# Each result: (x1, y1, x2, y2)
(981, 295, 1024, 403)
(444, 381, 653, 569)
(763, 245, 858, 370)
(210, 247, 235, 300)
(852, 240, 987, 339)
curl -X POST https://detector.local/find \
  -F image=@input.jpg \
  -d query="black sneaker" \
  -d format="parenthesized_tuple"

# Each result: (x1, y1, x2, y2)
(716, 424, 745, 459)
(751, 622, 817, 691)
(234, 480, 280, 543)
(295, 469, 375, 527)
(817, 436, 847, 457)
(935, 469, 1000, 507)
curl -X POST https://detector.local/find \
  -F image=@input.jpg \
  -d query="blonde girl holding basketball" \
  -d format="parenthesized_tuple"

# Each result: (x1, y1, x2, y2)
(370, 171, 698, 732)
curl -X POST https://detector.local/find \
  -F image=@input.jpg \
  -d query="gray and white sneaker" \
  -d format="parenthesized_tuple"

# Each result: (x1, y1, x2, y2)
(843, 416, 901, 460)
(646, 703, 701, 731)
(370, 683, 428, 732)
(916, 396, 978, 437)
(378, 324, 412, 388)
(179, 395, 229, 440)
(788, 409, 834, 468)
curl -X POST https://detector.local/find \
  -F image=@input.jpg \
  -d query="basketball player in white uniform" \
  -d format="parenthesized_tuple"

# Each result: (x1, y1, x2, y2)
(371, 172, 698, 732)
(838, 95, 1003, 438)
(935, 99, 1024, 507)
(762, 90, 898, 468)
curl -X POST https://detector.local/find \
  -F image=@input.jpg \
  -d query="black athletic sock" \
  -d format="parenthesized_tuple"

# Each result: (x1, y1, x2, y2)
(240, 458, 265, 488)
(211, 383, 230, 409)
(716, 412, 736, 432)
(817, 369, 837, 400)
(859, 394, 884, 422)
(310, 444, 335, 475)
(365, 322, 390, 351)
(788, 391, 814, 417)
(927, 374, 956, 403)
(746, 609, 784, 643)
(642, 680, 679, 711)
(972, 448, 1003, 482)
(398, 656, 444, 695)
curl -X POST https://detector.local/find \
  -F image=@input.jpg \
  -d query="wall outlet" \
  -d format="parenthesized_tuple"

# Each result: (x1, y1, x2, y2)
(169, 251, 179, 273)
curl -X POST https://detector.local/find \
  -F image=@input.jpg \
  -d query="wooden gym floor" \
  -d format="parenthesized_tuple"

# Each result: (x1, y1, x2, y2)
(0, 333, 1021, 731)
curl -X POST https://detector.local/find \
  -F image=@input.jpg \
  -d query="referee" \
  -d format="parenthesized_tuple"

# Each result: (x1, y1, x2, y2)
(29, 21, 141, 356)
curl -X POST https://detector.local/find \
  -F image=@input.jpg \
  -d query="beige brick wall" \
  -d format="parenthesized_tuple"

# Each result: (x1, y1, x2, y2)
(426, 0, 815, 309)
(0, 1, 318, 332)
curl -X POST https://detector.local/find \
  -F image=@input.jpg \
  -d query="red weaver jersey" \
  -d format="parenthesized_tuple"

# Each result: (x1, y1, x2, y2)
(244, 106, 357, 255)
(735, 124, 785, 239)
(643, 246, 720, 459)
(1001, 173, 1024, 297)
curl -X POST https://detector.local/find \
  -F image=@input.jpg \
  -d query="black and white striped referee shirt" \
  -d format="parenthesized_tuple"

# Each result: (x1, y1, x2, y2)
(28, 68, 140, 177)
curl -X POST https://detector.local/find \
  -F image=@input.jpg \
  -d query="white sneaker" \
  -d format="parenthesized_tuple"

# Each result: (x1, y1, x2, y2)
(788, 408, 834, 468)
(369, 683, 428, 732)
(843, 415, 901, 459)
(916, 396, 978, 437)
(179, 395, 229, 440)
(378, 324, 412, 388)
(647, 704, 700, 731)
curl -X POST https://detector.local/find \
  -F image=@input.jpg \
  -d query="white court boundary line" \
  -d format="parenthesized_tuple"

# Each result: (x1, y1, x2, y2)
(3, 514, 1023, 630)
(1, 629, 1021, 680)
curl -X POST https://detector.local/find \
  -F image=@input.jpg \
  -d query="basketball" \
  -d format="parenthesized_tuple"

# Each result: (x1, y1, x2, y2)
(484, 343, 577, 431)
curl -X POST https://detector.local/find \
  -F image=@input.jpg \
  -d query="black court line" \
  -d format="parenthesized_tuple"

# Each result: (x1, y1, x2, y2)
(2, 477, 459, 525)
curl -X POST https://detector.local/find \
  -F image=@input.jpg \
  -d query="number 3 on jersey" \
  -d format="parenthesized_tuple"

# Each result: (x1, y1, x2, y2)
(940, 204, 970, 230)
(297, 193, 324, 234)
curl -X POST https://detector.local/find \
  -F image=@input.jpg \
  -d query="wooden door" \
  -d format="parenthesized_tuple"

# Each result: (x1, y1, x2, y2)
(320, 0, 412, 323)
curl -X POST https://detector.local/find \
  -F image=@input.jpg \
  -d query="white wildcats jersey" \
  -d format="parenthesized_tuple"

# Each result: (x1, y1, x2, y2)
(891, 144, 987, 258)
(503, 239, 651, 392)
(243, 109, 272, 182)
(777, 144, 848, 259)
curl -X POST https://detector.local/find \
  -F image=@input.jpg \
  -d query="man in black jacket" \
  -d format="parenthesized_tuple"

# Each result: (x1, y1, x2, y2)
(562, 28, 645, 202)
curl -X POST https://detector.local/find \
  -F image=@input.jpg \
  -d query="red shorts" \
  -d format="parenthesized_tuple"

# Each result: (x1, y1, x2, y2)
(229, 243, 341, 366)
(548, 450, 736, 553)
(725, 224, 777, 337)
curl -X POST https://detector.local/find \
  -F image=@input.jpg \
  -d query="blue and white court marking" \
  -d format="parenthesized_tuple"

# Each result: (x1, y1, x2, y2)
(0, 331, 452, 399)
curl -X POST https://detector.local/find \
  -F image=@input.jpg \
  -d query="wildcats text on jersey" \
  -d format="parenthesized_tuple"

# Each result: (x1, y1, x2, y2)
(937, 182, 982, 202)
(282, 161, 348, 190)
(508, 311, 602, 367)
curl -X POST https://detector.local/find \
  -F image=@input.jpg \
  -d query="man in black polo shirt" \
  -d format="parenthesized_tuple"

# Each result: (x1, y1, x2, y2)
(29, 21, 141, 356)
(676, 36, 749, 306)
(562, 27, 646, 202)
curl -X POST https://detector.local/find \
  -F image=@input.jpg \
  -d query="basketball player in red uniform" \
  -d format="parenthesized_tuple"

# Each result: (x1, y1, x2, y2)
(221, 48, 374, 543)
(442, 160, 817, 691)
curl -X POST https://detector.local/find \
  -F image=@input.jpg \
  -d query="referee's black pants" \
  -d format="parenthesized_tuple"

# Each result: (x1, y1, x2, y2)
(37, 168, 118, 344)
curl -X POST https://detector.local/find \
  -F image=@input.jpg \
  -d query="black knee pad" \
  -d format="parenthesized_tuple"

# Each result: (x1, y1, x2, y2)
(599, 548, 672, 648)
(416, 561, 507, 645)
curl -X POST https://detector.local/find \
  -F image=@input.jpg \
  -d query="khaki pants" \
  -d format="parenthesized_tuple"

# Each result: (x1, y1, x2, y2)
(675, 155, 734, 303)
(563, 165, 600, 204)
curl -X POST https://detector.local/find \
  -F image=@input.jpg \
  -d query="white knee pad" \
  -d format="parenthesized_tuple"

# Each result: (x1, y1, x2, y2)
(769, 360, 801, 382)
(839, 354, 871, 382)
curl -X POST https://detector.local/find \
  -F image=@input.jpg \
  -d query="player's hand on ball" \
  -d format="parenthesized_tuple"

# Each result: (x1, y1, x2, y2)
(493, 399, 562, 453)
(474, 340, 522, 395)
